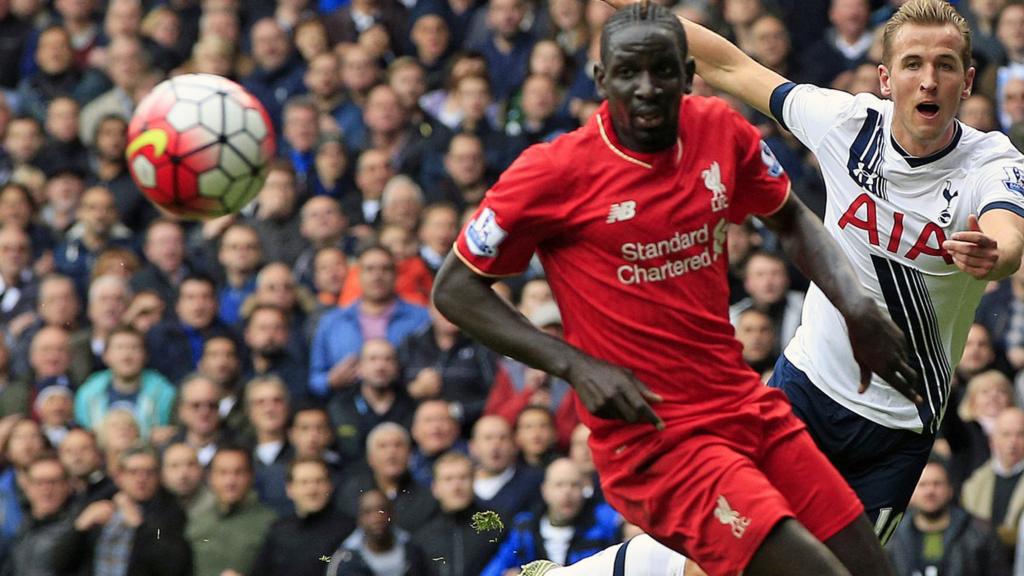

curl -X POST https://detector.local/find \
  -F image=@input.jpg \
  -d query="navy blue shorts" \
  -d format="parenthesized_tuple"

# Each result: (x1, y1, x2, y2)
(767, 354, 935, 543)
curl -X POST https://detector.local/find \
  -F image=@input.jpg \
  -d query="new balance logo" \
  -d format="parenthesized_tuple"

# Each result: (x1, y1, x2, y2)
(714, 495, 751, 538)
(607, 201, 637, 223)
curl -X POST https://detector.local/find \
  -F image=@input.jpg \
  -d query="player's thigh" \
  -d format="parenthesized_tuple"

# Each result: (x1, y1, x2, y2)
(757, 408, 865, 544)
(599, 435, 797, 576)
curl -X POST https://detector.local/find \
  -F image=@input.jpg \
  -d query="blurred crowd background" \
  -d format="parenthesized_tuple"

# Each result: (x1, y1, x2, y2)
(1, 0, 1024, 575)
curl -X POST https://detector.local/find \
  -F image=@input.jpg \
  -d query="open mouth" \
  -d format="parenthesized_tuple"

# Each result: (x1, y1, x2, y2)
(916, 102, 940, 119)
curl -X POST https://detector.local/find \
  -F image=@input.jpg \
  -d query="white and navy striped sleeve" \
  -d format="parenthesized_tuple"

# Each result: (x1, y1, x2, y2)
(770, 82, 857, 152)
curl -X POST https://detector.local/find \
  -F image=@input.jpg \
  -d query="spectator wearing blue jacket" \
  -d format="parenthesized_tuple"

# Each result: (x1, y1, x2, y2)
(242, 18, 307, 135)
(310, 245, 429, 398)
(481, 458, 621, 576)
(75, 326, 177, 439)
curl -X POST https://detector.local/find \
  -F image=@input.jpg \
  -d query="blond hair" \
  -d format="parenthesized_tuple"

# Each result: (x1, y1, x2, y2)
(958, 369, 1013, 423)
(882, 0, 971, 67)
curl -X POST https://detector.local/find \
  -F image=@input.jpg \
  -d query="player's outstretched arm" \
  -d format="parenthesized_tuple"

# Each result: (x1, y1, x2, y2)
(942, 212, 1024, 280)
(433, 254, 663, 430)
(601, 0, 788, 117)
(760, 193, 922, 403)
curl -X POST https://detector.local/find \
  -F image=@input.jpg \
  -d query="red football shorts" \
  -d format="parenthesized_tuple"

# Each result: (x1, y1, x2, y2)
(590, 386, 864, 576)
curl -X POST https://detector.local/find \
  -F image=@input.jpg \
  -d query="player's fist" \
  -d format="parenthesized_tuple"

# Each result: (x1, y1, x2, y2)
(844, 297, 920, 404)
(942, 214, 999, 279)
(566, 356, 664, 430)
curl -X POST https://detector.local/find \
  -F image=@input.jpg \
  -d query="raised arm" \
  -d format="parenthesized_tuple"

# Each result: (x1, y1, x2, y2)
(760, 193, 921, 402)
(602, 0, 790, 117)
(432, 254, 663, 429)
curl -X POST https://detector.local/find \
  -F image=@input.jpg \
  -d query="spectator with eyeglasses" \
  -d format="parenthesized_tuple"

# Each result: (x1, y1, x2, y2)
(165, 374, 227, 467)
(55, 446, 192, 576)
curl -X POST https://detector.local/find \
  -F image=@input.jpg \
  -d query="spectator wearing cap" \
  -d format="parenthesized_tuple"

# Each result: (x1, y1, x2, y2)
(74, 325, 177, 440)
(484, 301, 578, 451)
(36, 384, 74, 446)
(242, 18, 307, 134)
(54, 185, 134, 300)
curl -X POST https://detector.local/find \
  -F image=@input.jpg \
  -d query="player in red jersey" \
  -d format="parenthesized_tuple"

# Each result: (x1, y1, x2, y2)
(433, 3, 918, 575)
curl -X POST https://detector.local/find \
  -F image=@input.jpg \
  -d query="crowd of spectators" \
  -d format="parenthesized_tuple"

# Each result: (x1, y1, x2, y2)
(2, 0, 1024, 574)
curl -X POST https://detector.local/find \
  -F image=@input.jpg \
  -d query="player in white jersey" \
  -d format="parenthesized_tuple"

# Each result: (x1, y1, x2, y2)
(516, 1, 1024, 574)
(593, 0, 1023, 546)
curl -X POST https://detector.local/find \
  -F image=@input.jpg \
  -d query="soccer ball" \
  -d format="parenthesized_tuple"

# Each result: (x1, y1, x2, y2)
(126, 73, 276, 219)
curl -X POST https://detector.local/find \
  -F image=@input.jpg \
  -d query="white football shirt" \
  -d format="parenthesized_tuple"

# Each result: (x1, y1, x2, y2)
(775, 83, 1024, 432)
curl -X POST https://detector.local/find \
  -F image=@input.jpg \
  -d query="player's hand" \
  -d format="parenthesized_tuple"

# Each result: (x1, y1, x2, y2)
(942, 214, 999, 279)
(845, 298, 921, 404)
(566, 357, 664, 430)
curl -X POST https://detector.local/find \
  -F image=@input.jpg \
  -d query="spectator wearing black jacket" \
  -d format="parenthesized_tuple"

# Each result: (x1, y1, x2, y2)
(53, 446, 192, 576)
(328, 489, 430, 576)
(887, 459, 1009, 576)
(399, 304, 497, 431)
(58, 429, 115, 512)
(328, 339, 417, 464)
(469, 415, 543, 522)
(145, 273, 235, 385)
(2, 455, 73, 576)
(412, 452, 499, 576)
(336, 422, 438, 533)
(251, 457, 355, 576)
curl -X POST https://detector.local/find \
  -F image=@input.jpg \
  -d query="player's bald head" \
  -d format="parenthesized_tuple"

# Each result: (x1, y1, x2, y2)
(600, 0, 688, 65)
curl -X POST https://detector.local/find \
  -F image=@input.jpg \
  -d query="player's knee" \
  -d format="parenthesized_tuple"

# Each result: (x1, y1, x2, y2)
(747, 519, 851, 576)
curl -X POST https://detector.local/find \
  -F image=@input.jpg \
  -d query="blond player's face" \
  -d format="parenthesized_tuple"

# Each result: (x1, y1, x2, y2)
(881, 23, 974, 153)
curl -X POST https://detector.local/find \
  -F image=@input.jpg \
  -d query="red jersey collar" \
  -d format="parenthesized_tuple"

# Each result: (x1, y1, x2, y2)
(595, 101, 683, 170)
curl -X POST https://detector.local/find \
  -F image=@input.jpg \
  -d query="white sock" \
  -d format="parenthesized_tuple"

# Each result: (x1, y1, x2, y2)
(548, 534, 688, 576)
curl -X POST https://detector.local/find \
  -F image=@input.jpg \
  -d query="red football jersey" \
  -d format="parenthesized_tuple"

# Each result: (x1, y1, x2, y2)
(455, 97, 791, 442)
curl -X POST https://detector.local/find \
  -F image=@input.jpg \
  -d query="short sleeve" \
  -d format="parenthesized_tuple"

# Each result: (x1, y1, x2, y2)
(454, 145, 562, 277)
(975, 159, 1024, 220)
(727, 112, 791, 222)
(778, 84, 857, 151)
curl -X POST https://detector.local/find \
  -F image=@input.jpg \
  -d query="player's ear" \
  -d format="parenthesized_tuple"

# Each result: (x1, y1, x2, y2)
(878, 63, 892, 98)
(683, 57, 696, 94)
(594, 62, 607, 99)
(963, 66, 976, 100)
